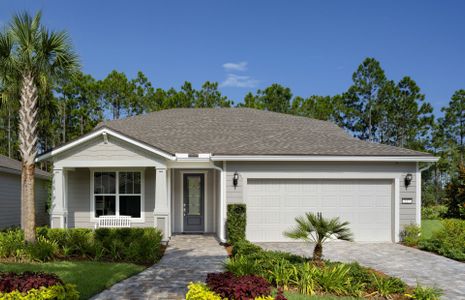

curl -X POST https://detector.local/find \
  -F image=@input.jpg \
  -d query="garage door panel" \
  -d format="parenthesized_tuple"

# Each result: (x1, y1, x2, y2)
(246, 179, 392, 242)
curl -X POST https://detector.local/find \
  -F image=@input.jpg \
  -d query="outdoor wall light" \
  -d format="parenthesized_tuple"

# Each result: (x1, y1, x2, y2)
(233, 171, 239, 187)
(404, 173, 413, 188)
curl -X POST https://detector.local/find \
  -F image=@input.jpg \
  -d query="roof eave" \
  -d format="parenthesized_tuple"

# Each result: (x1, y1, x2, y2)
(36, 127, 176, 162)
(210, 155, 439, 162)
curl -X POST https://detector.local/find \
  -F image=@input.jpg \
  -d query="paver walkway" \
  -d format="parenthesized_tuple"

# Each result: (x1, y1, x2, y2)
(92, 235, 227, 300)
(259, 241, 465, 299)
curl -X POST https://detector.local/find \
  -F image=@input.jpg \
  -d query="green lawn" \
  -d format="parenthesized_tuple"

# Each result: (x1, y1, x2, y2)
(422, 219, 443, 239)
(0, 261, 145, 299)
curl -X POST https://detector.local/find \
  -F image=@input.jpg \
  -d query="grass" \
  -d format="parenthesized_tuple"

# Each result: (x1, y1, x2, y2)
(422, 219, 443, 239)
(0, 261, 146, 299)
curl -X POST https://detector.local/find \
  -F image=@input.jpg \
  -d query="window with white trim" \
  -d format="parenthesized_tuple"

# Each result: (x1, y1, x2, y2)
(93, 171, 142, 218)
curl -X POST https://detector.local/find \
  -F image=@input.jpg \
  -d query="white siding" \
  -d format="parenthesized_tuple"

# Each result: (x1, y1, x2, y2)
(54, 136, 165, 168)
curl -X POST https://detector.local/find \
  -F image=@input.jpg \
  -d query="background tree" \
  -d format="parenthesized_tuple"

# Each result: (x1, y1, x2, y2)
(382, 77, 434, 149)
(194, 81, 232, 108)
(55, 71, 102, 143)
(441, 89, 465, 163)
(291, 95, 344, 124)
(0, 11, 78, 242)
(240, 83, 292, 113)
(342, 58, 387, 141)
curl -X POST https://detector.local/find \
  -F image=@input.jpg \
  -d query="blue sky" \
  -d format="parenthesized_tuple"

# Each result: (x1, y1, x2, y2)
(1, 1, 464, 115)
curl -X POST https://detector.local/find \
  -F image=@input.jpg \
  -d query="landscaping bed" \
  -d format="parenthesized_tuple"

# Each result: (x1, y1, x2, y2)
(402, 218, 465, 262)
(0, 227, 163, 299)
(0, 227, 163, 264)
(0, 261, 145, 299)
(0, 271, 79, 299)
(186, 240, 441, 300)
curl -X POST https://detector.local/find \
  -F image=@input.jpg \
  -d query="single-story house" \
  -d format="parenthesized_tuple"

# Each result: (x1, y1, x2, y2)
(0, 154, 51, 229)
(37, 108, 438, 242)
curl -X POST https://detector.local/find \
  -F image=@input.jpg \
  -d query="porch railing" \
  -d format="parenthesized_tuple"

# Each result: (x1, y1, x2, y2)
(95, 216, 132, 228)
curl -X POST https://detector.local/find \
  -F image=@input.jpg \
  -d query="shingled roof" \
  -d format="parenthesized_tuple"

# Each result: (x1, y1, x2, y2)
(97, 108, 432, 157)
(0, 154, 51, 177)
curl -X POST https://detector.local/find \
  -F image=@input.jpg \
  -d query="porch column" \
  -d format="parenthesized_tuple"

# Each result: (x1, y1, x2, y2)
(50, 167, 67, 228)
(154, 167, 169, 241)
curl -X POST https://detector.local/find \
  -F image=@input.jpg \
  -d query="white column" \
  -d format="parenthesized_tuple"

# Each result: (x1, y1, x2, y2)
(154, 167, 169, 241)
(416, 163, 422, 226)
(51, 167, 67, 228)
(219, 162, 226, 242)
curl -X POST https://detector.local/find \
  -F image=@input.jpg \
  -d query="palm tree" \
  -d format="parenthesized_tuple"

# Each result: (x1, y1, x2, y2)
(284, 212, 353, 262)
(0, 11, 78, 242)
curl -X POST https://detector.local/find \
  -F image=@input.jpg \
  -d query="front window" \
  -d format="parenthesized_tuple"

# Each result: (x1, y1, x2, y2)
(94, 171, 142, 218)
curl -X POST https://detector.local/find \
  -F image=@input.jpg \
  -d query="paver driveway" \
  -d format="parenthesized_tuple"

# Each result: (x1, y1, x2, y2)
(259, 241, 465, 299)
(92, 235, 227, 300)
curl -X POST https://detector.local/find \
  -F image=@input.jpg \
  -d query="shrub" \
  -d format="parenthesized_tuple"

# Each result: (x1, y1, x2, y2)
(232, 239, 262, 257)
(225, 255, 260, 276)
(0, 284, 79, 300)
(421, 205, 447, 220)
(400, 224, 421, 247)
(419, 219, 465, 261)
(206, 272, 272, 299)
(0, 229, 25, 260)
(292, 262, 316, 295)
(406, 284, 442, 300)
(0, 272, 62, 293)
(94, 227, 163, 264)
(371, 274, 406, 297)
(227, 204, 247, 244)
(186, 282, 222, 300)
(26, 236, 58, 262)
(443, 163, 465, 219)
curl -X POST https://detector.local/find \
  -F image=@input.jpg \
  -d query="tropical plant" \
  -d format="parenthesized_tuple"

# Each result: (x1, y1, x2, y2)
(405, 284, 442, 300)
(0, 11, 78, 242)
(284, 212, 353, 261)
(400, 224, 421, 247)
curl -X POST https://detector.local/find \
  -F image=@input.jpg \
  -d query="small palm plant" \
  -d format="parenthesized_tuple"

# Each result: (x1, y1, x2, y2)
(284, 212, 353, 262)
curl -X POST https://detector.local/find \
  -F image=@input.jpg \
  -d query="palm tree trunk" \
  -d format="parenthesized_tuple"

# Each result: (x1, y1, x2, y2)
(19, 73, 38, 243)
(313, 242, 323, 262)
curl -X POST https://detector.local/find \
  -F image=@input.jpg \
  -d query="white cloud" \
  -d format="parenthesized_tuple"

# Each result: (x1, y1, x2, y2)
(222, 61, 248, 72)
(220, 74, 259, 88)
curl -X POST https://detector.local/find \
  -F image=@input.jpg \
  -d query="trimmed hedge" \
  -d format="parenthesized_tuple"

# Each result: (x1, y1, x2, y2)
(226, 204, 246, 244)
(0, 227, 163, 264)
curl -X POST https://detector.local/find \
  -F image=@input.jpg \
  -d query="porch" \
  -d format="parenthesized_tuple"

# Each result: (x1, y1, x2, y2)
(50, 166, 225, 241)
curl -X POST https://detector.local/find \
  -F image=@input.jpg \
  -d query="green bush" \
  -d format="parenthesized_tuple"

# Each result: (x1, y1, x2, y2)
(421, 205, 447, 220)
(0, 229, 25, 260)
(1, 227, 163, 264)
(94, 227, 163, 264)
(232, 239, 262, 257)
(185, 282, 222, 300)
(226, 204, 247, 244)
(419, 219, 465, 261)
(400, 224, 421, 247)
(406, 284, 442, 300)
(0, 284, 79, 300)
(26, 236, 58, 262)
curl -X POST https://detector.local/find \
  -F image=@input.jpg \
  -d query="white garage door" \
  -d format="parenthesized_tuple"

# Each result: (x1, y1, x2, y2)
(246, 179, 393, 242)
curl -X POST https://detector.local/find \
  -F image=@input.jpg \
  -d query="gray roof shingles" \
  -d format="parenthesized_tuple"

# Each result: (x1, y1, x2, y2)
(0, 154, 51, 177)
(97, 108, 432, 157)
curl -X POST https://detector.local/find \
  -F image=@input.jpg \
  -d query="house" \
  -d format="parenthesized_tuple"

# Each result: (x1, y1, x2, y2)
(0, 154, 51, 229)
(37, 108, 438, 242)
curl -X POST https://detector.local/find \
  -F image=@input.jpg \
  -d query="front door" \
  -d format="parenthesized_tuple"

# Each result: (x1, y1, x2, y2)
(183, 173, 205, 232)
